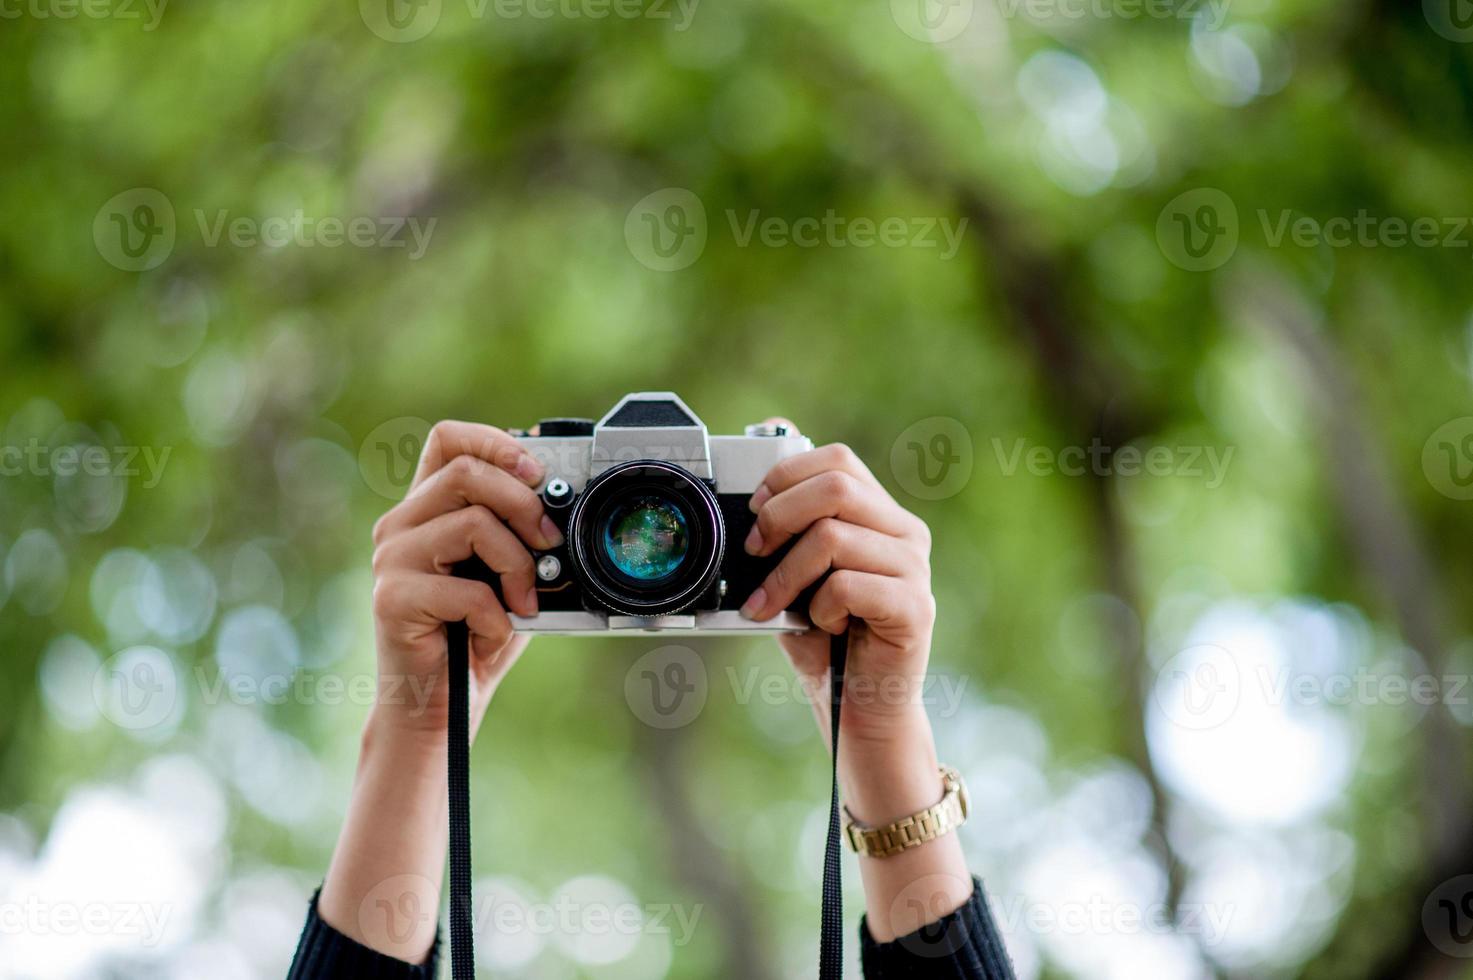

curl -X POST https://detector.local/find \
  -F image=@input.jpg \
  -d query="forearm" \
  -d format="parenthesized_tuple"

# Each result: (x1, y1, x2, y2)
(840, 707, 974, 942)
(318, 710, 448, 965)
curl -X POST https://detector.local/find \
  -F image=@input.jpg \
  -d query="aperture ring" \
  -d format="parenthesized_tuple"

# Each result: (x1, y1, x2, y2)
(566, 460, 725, 618)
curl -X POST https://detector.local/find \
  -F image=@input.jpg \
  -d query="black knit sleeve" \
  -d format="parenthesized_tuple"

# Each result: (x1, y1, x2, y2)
(860, 877, 1016, 979)
(287, 889, 440, 980)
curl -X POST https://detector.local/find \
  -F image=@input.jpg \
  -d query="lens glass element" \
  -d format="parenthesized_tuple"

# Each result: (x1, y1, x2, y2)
(600, 494, 689, 582)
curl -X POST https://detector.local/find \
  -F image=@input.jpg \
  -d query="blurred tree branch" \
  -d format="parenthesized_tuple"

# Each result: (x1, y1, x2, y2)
(618, 657, 778, 980)
(768, 5, 1191, 933)
(1225, 263, 1470, 980)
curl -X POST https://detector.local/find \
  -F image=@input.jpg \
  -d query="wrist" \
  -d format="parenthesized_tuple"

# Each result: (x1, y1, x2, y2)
(322, 709, 450, 965)
(362, 706, 448, 767)
(838, 706, 943, 826)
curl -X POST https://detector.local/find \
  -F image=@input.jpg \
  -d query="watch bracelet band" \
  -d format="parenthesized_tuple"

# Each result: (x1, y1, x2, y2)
(842, 765, 969, 859)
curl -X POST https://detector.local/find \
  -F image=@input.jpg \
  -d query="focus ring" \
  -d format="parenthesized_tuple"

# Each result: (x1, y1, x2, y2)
(566, 459, 724, 618)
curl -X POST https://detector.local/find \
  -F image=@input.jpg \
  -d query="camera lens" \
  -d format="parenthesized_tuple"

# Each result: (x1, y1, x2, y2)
(566, 460, 724, 617)
(600, 494, 689, 583)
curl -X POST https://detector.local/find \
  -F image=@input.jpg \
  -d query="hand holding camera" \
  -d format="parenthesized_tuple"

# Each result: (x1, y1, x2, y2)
(366, 419, 558, 741)
(736, 423, 969, 942)
(740, 429, 948, 827)
(320, 394, 972, 964)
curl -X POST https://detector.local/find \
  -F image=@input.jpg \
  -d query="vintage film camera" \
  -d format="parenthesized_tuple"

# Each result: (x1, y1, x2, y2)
(457, 392, 814, 634)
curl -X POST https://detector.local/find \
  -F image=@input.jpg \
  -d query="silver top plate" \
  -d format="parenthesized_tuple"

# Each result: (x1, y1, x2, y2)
(508, 610, 811, 636)
(515, 392, 813, 494)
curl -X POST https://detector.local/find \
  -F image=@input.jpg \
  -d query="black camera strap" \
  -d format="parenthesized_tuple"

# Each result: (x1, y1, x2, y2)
(444, 625, 850, 980)
(446, 620, 475, 980)
(819, 628, 849, 980)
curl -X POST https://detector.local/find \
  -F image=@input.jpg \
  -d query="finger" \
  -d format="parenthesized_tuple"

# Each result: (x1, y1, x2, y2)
(373, 571, 514, 652)
(374, 506, 539, 617)
(411, 419, 543, 491)
(749, 442, 879, 513)
(375, 454, 561, 551)
(807, 569, 929, 636)
(741, 519, 911, 621)
(747, 469, 918, 557)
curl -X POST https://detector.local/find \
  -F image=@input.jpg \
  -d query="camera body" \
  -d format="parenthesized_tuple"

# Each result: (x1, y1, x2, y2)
(455, 392, 814, 634)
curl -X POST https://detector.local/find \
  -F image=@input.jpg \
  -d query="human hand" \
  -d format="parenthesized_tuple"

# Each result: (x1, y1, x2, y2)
(740, 424, 971, 940)
(739, 429, 935, 739)
(367, 420, 563, 741)
(319, 420, 564, 962)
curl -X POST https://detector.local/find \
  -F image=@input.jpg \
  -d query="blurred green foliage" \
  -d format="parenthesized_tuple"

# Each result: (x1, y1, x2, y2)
(5, 0, 1473, 977)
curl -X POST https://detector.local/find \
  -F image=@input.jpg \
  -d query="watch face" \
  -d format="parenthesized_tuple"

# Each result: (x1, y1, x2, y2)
(943, 767, 969, 820)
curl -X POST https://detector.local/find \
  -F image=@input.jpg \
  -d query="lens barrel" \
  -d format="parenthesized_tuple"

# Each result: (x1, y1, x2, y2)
(566, 460, 724, 616)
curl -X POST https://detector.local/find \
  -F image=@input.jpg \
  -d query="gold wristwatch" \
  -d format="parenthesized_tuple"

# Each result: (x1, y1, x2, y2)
(843, 765, 970, 859)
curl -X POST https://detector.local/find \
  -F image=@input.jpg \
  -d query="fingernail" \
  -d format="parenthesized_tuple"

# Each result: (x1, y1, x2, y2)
(524, 587, 539, 616)
(514, 454, 543, 484)
(748, 484, 771, 513)
(744, 524, 764, 555)
(539, 515, 565, 548)
(740, 587, 767, 619)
